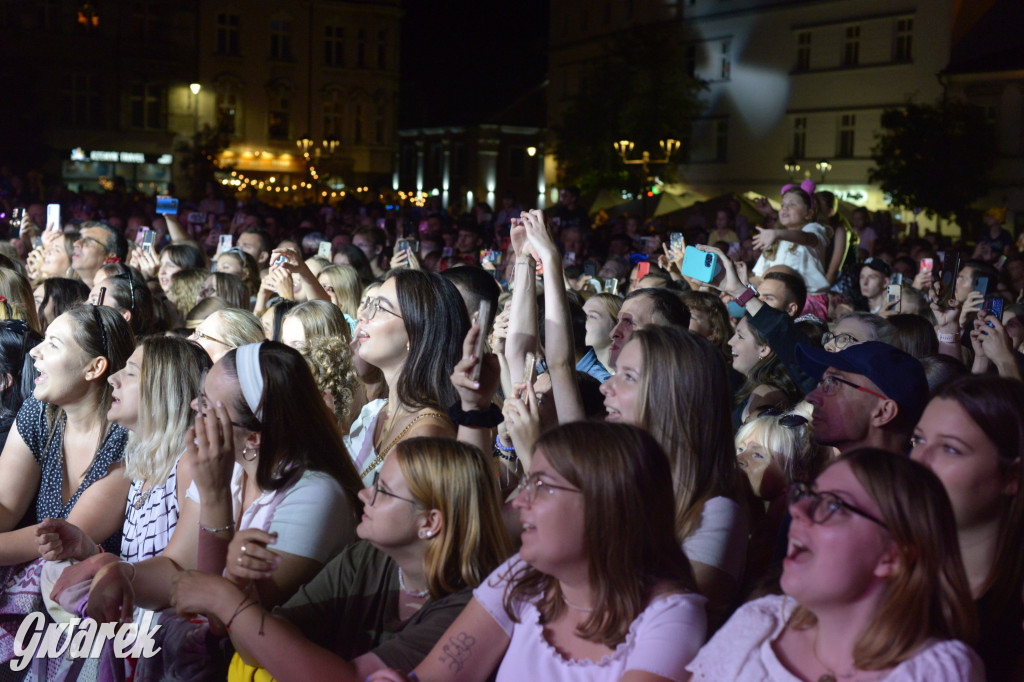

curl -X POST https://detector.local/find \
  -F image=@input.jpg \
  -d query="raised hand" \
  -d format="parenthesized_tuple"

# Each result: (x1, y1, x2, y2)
(186, 401, 237, 500)
(451, 320, 500, 411)
(751, 226, 777, 252)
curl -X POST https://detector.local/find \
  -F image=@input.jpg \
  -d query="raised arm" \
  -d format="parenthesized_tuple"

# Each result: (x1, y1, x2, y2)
(504, 219, 537, 384)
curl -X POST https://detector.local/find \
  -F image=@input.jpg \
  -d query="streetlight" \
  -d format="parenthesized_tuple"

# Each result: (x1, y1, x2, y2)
(815, 159, 832, 183)
(189, 83, 201, 134)
(784, 158, 801, 181)
(296, 134, 314, 153)
(613, 138, 681, 219)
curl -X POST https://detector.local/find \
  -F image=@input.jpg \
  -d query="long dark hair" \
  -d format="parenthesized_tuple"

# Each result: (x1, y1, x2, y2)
(219, 342, 363, 513)
(503, 422, 695, 647)
(735, 315, 803, 411)
(0, 321, 41, 418)
(392, 269, 468, 411)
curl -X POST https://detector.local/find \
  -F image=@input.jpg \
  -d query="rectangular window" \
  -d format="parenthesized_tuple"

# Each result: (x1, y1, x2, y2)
(268, 96, 290, 140)
(270, 19, 292, 61)
(893, 18, 913, 62)
(509, 146, 526, 179)
(793, 117, 807, 158)
(60, 74, 101, 127)
(838, 114, 856, 158)
(216, 88, 239, 136)
(216, 13, 239, 55)
(719, 40, 731, 80)
(129, 83, 163, 130)
(324, 26, 344, 67)
(843, 25, 860, 66)
(377, 29, 387, 69)
(796, 31, 811, 71)
(715, 119, 729, 162)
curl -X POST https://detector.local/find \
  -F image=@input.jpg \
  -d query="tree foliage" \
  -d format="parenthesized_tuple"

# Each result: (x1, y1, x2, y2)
(868, 102, 995, 223)
(176, 123, 232, 201)
(552, 27, 706, 194)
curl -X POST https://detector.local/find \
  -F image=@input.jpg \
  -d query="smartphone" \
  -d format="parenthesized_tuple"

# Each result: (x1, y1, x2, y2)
(155, 196, 178, 215)
(679, 246, 723, 283)
(564, 251, 576, 266)
(984, 296, 1005, 321)
(135, 226, 151, 244)
(218, 234, 234, 255)
(890, 273, 904, 286)
(919, 258, 933, 275)
(636, 261, 651, 279)
(972, 276, 990, 297)
(886, 284, 902, 311)
(521, 351, 537, 392)
(11, 208, 23, 235)
(604, 278, 619, 295)
(670, 232, 685, 252)
(273, 255, 286, 268)
(141, 230, 156, 252)
(46, 204, 61, 234)
(187, 212, 207, 225)
(472, 300, 494, 382)
(939, 252, 961, 305)
(442, 246, 453, 258)
(317, 241, 332, 260)
(584, 261, 597, 277)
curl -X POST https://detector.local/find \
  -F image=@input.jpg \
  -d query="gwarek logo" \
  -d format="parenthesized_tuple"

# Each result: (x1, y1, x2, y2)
(11, 611, 161, 671)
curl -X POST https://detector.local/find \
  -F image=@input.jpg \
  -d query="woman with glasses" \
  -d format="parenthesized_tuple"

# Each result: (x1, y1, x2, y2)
(368, 422, 707, 682)
(346, 270, 466, 486)
(80, 342, 363, 677)
(191, 308, 264, 363)
(822, 312, 893, 352)
(600, 326, 747, 629)
(168, 437, 512, 682)
(0, 306, 134, 666)
(688, 449, 982, 681)
(910, 376, 1024, 680)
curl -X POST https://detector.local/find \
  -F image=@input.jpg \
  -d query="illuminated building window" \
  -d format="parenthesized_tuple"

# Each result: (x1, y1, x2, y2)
(893, 18, 913, 62)
(216, 13, 239, 55)
(795, 31, 811, 71)
(843, 25, 860, 67)
(837, 114, 856, 158)
(324, 26, 344, 67)
(793, 117, 807, 158)
(76, 2, 99, 29)
(270, 18, 293, 61)
(128, 83, 164, 130)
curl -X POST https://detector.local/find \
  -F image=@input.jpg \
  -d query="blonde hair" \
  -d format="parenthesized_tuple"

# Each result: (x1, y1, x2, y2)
(284, 299, 350, 343)
(734, 405, 827, 486)
(0, 268, 41, 332)
(300, 335, 358, 424)
(168, 268, 208, 320)
(126, 337, 210, 484)
(394, 438, 513, 599)
(318, 264, 362, 318)
(213, 308, 265, 348)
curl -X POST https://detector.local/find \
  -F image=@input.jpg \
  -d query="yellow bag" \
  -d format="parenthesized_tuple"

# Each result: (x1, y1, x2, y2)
(227, 652, 275, 682)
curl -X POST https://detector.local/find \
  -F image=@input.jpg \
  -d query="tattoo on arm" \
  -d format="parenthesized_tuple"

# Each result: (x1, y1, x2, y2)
(438, 632, 476, 673)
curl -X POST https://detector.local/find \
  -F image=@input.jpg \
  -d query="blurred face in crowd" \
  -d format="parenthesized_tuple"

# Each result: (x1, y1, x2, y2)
(728, 316, 769, 376)
(954, 266, 974, 304)
(190, 312, 233, 364)
(352, 234, 380, 264)
(72, 227, 111, 275)
(737, 438, 786, 500)
(216, 254, 242, 276)
(238, 232, 268, 267)
(608, 294, 655, 369)
(583, 298, 615, 351)
(859, 268, 888, 301)
(42, 241, 71, 279)
(824, 316, 875, 353)
(157, 251, 181, 292)
(280, 315, 307, 353)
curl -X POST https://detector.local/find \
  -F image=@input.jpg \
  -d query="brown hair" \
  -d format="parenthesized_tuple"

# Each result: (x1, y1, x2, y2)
(395, 438, 513, 599)
(790, 448, 978, 669)
(679, 289, 732, 358)
(503, 422, 696, 647)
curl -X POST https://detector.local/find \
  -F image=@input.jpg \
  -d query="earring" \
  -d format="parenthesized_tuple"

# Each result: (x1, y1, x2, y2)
(242, 444, 259, 462)
(419, 530, 432, 539)
(406, 341, 410, 352)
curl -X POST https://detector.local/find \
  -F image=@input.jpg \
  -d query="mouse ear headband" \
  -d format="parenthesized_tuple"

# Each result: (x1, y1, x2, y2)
(781, 179, 817, 196)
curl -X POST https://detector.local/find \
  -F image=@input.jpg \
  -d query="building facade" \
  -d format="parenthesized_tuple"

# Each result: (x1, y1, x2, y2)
(548, 0, 955, 218)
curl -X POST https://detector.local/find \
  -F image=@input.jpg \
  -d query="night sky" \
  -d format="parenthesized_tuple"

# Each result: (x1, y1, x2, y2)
(399, 0, 550, 128)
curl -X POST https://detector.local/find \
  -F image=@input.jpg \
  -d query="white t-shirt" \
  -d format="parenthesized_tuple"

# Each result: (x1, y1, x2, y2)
(687, 595, 984, 681)
(753, 222, 830, 294)
(681, 496, 748, 582)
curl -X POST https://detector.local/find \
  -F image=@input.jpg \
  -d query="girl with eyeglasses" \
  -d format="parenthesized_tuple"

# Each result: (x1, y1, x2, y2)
(910, 376, 1024, 680)
(0, 306, 134, 667)
(346, 270, 466, 486)
(369, 423, 706, 682)
(168, 437, 513, 682)
(688, 449, 982, 681)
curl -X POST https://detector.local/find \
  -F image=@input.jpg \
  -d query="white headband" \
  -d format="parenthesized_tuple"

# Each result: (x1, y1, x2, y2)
(236, 342, 264, 421)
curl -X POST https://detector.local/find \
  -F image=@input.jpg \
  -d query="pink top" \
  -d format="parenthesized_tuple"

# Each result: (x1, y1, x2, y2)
(474, 555, 707, 682)
(687, 595, 984, 681)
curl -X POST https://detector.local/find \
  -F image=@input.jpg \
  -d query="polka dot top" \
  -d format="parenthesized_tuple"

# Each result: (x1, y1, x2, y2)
(16, 395, 129, 553)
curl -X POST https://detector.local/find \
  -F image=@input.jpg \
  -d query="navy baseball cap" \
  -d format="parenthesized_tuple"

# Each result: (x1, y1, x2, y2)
(796, 341, 928, 423)
(861, 257, 892, 278)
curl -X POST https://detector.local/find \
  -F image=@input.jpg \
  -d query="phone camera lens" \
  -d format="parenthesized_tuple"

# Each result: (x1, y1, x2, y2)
(705, 254, 712, 267)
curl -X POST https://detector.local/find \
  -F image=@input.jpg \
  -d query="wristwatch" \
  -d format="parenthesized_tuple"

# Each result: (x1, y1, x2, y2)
(735, 284, 759, 306)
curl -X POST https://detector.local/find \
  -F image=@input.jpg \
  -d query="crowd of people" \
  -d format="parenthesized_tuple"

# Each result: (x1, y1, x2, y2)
(0, 170, 1019, 682)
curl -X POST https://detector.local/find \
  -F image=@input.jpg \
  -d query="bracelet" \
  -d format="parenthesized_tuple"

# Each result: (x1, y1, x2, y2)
(226, 597, 258, 631)
(448, 401, 503, 428)
(494, 433, 516, 452)
(119, 561, 136, 584)
(495, 451, 518, 463)
(936, 331, 957, 344)
(199, 522, 235, 534)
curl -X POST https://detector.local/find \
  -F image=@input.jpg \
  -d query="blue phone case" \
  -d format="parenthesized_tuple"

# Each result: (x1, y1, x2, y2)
(680, 246, 722, 283)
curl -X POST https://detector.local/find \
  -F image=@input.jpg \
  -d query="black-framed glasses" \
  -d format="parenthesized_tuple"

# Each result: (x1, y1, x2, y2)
(817, 375, 888, 401)
(77, 235, 106, 250)
(370, 471, 418, 506)
(113, 273, 135, 313)
(822, 331, 858, 350)
(365, 297, 402, 321)
(787, 482, 888, 530)
(517, 474, 582, 504)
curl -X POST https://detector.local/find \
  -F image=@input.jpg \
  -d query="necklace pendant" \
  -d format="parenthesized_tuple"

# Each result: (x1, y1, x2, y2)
(817, 675, 836, 682)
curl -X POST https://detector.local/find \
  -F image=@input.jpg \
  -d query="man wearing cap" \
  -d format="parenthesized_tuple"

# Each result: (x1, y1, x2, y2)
(858, 258, 891, 314)
(797, 341, 928, 456)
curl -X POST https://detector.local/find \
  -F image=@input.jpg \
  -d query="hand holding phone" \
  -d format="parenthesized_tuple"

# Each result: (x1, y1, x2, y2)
(317, 241, 332, 260)
(46, 204, 61, 235)
(155, 196, 178, 215)
(472, 300, 494, 382)
(680, 246, 723, 283)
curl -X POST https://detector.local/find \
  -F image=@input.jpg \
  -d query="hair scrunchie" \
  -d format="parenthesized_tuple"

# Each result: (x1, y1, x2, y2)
(236, 342, 264, 421)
